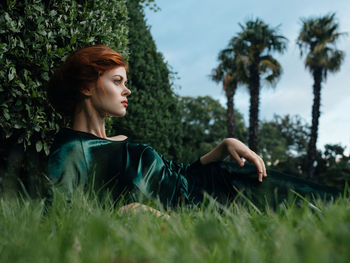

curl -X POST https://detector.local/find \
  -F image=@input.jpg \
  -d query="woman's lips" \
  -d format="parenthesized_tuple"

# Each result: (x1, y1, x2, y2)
(122, 101, 128, 107)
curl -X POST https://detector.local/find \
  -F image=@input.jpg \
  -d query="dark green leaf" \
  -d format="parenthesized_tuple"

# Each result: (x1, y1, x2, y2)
(36, 141, 43, 152)
(8, 67, 16, 81)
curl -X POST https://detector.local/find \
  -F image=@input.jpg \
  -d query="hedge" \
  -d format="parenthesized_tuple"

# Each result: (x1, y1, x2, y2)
(0, 0, 128, 194)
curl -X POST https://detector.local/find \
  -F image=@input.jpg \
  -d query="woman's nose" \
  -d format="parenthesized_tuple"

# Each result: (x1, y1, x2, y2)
(123, 87, 131, 96)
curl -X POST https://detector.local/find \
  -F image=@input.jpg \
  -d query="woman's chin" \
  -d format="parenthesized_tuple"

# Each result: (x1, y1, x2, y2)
(109, 111, 127, 118)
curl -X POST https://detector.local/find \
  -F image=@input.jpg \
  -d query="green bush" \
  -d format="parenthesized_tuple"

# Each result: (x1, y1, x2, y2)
(0, 0, 128, 195)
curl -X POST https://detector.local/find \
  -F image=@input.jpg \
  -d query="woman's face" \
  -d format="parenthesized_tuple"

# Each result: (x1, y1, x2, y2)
(89, 67, 131, 117)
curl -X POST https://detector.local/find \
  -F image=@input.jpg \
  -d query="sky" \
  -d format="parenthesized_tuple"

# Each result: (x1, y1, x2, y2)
(144, 0, 350, 153)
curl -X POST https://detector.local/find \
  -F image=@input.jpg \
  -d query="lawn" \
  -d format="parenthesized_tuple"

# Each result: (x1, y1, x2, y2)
(0, 190, 349, 263)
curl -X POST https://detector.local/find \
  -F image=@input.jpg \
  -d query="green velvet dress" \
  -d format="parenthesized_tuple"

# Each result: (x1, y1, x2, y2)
(48, 128, 340, 208)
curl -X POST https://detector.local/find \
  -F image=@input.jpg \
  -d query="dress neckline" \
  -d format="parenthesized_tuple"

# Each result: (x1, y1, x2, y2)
(61, 128, 129, 143)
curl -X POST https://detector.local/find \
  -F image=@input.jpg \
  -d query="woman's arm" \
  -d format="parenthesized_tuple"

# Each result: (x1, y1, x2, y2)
(199, 138, 267, 182)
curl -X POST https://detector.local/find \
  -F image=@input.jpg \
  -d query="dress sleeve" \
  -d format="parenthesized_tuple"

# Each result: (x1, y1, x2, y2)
(124, 143, 189, 207)
(48, 140, 88, 198)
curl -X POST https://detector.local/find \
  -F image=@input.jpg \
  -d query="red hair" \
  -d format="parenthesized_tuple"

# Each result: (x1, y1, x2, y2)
(47, 44, 127, 117)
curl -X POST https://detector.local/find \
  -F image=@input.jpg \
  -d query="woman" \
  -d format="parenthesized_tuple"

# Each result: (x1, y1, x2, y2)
(47, 44, 339, 210)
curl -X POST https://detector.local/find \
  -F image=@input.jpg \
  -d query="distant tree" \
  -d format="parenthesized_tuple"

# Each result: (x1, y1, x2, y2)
(258, 121, 288, 166)
(316, 144, 350, 189)
(112, 0, 183, 161)
(297, 13, 346, 180)
(232, 18, 287, 153)
(179, 96, 246, 163)
(259, 115, 349, 189)
(273, 114, 310, 156)
(259, 114, 310, 173)
(211, 48, 245, 138)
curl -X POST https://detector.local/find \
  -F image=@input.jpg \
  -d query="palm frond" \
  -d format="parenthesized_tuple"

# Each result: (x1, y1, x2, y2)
(297, 12, 345, 75)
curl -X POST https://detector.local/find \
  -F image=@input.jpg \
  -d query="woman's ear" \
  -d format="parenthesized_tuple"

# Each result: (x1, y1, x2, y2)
(80, 83, 95, 96)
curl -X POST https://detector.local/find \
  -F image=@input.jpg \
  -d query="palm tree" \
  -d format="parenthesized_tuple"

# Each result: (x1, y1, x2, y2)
(211, 49, 242, 138)
(232, 18, 287, 153)
(297, 13, 345, 180)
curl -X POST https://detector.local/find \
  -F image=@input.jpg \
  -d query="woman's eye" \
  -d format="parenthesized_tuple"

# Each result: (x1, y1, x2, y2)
(114, 79, 122, 84)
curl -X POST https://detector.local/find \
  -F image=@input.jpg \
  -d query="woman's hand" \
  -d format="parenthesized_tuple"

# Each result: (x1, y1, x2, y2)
(118, 202, 170, 219)
(200, 138, 267, 182)
(224, 138, 267, 182)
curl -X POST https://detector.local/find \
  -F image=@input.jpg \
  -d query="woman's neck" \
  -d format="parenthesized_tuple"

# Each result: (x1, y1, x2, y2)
(72, 101, 107, 139)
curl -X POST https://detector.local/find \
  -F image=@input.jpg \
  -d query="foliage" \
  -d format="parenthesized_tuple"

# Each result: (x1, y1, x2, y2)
(140, 0, 161, 12)
(259, 114, 310, 166)
(0, 0, 128, 154)
(297, 13, 346, 77)
(0, 0, 129, 194)
(1, 191, 350, 263)
(316, 144, 350, 189)
(259, 120, 289, 165)
(258, 114, 310, 178)
(258, 114, 350, 189)
(111, 0, 183, 161)
(179, 96, 246, 163)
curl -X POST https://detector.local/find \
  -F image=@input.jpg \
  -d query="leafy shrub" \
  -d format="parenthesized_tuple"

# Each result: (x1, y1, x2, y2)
(0, 0, 128, 195)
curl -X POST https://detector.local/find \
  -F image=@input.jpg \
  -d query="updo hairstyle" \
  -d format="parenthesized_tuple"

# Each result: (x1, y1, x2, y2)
(47, 44, 127, 117)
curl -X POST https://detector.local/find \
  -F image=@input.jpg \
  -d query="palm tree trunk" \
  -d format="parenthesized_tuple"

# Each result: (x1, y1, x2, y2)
(225, 81, 237, 138)
(307, 69, 322, 180)
(248, 64, 260, 153)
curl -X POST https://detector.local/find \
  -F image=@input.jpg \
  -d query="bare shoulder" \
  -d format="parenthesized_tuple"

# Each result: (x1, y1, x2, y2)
(107, 135, 128, 141)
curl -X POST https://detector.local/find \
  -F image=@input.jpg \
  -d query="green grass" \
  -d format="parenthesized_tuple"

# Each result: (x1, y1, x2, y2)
(1, 190, 350, 263)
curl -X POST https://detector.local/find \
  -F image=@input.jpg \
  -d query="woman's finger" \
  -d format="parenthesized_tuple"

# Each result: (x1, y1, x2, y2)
(231, 150, 245, 167)
(260, 156, 267, 177)
(248, 152, 264, 182)
(255, 155, 266, 177)
(258, 156, 266, 179)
